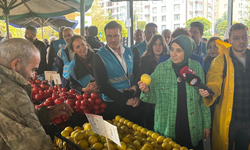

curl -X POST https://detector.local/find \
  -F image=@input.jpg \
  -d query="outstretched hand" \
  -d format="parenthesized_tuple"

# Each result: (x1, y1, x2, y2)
(48, 103, 74, 120)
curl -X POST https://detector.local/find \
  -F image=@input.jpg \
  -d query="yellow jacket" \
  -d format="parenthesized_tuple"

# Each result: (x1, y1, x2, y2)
(204, 40, 250, 150)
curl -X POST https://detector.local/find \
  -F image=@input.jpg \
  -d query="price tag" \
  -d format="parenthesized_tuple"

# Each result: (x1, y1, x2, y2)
(44, 71, 57, 80)
(85, 114, 121, 147)
(53, 74, 61, 85)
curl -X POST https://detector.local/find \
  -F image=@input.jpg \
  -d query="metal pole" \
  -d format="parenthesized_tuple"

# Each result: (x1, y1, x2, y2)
(41, 25, 43, 39)
(6, 14, 10, 39)
(226, 0, 233, 38)
(80, 0, 85, 36)
(134, 2, 137, 31)
(127, 1, 133, 47)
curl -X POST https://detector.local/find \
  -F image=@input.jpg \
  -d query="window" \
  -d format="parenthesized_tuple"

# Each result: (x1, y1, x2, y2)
(174, 4, 180, 11)
(174, 24, 180, 29)
(162, 6, 166, 13)
(189, 14, 193, 19)
(239, 11, 242, 16)
(174, 14, 180, 21)
(224, 4, 228, 8)
(162, 15, 166, 22)
(153, 16, 157, 22)
(195, 4, 202, 10)
(153, 7, 157, 13)
(161, 25, 166, 31)
(189, 4, 193, 10)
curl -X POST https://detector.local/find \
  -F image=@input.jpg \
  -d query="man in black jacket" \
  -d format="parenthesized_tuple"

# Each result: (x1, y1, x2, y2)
(25, 26, 47, 80)
(86, 26, 104, 51)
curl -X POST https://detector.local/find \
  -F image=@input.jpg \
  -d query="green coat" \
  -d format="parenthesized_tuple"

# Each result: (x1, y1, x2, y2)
(140, 59, 211, 147)
(0, 65, 52, 150)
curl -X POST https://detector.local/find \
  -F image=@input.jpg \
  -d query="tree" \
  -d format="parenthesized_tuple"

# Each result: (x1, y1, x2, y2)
(85, 0, 108, 41)
(133, 20, 146, 31)
(0, 21, 25, 38)
(185, 17, 211, 32)
(217, 20, 237, 35)
(214, 12, 227, 35)
(98, 19, 128, 42)
(37, 26, 59, 40)
(108, 10, 113, 19)
(241, 5, 250, 27)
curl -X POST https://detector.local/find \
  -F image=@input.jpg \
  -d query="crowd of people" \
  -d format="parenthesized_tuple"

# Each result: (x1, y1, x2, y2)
(0, 20, 249, 150)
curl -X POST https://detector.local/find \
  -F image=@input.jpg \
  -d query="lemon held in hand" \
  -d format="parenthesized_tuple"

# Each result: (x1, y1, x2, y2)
(141, 74, 151, 85)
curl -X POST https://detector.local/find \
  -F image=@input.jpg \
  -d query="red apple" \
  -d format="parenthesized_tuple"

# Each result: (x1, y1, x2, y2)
(61, 87, 67, 92)
(75, 100, 81, 106)
(93, 105, 100, 110)
(40, 83, 48, 90)
(68, 89, 76, 94)
(35, 79, 41, 84)
(81, 100, 90, 106)
(76, 95, 83, 100)
(65, 99, 75, 106)
(35, 94, 43, 101)
(100, 103, 107, 109)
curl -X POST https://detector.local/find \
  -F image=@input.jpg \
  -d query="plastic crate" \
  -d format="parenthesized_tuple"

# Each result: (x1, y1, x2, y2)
(53, 131, 82, 150)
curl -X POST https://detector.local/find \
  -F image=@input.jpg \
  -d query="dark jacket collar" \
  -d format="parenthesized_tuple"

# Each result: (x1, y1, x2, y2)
(74, 54, 90, 80)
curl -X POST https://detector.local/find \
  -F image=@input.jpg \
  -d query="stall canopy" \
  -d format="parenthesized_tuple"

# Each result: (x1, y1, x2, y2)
(0, 0, 93, 38)
(8, 16, 78, 38)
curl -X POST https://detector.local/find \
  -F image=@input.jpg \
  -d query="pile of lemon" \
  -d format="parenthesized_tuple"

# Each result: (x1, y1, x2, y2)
(58, 115, 189, 150)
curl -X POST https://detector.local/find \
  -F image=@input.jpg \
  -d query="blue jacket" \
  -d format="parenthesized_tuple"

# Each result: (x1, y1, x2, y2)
(159, 54, 204, 70)
(68, 59, 93, 88)
(132, 41, 147, 57)
(194, 41, 207, 58)
(52, 39, 66, 71)
(97, 46, 134, 101)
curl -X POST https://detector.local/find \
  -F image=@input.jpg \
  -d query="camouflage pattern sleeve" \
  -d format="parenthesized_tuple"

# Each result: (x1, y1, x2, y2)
(0, 91, 52, 150)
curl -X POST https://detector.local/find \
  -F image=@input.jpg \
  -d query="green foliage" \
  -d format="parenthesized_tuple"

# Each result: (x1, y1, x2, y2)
(135, 21, 146, 31)
(98, 19, 128, 42)
(242, 5, 250, 27)
(0, 20, 58, 40)
(185, 17, 211, 32)
(108, 10, 113, 19)
(214, 12, 227, 35)
(217, 20, 237, 35)
(203, 32, 212, 36)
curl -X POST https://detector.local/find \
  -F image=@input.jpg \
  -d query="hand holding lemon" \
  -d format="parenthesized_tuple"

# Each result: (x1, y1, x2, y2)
(138, 74, 151, 93)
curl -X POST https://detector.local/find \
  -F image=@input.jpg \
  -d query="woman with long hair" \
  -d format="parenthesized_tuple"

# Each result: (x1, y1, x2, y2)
(137, 34, 168, 130)
(67, 35, 98, 94)
(204, 37, 222, 73)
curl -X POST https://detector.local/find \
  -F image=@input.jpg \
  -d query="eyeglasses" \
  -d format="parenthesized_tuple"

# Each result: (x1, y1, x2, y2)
(231, 35, 249, 42)
(106, 35, 120, 40)
(208, 45, 218, 51)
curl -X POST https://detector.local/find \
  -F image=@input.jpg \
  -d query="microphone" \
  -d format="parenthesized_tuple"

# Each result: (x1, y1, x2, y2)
(179, 66, 196, 80)
(180, 66, 215, 95)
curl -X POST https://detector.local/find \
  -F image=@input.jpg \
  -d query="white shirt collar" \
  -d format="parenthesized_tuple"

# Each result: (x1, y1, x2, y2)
(107, 45, 125, 56)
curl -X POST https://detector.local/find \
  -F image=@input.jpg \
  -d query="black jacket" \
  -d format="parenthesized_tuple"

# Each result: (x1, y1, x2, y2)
(86, 36, 103, 50)
(33, 39, 47, 75)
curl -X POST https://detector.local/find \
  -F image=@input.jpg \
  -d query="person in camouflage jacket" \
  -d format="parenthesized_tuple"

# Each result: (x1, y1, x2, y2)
(0, 38, 73, 150)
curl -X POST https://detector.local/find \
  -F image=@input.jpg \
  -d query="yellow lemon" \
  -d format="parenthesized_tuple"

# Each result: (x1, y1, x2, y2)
(119, 118, 126, 123)
(151, 133, 159, 140)
(141, 128, 148, 135)
(122, 137, 131, 144)
(83, 123, 91, 130)
(124, 119, 129, 125)
(156, 136, 165, 144)
(137, 126, 143, 132)
(168, 141, 176, 147)
(163, 138, 172, 143)
(77, 140, 88, 149)
(64, 126, 73, 134)
(118, 141, 127, 150)
(74, 132, 85, 141)
(92, 142, 104, 150)
(146, 130, 154, 137)
(70, 130, 79, 138)
(133, 140, 141, 149)
(173, 144, 181, 149)
(161, 142, 171, 150)
(127, 121, 134, 128)
(115, 115, 122, 122)
(180, 147, 188, 150)
(104, 143, 115, 150)
(88, 135, 99, 145)
(121, 126, 129, 133)
(61, 130, 70, 137)
(132, 124, 139, 131)
(74, 126, 82, 130)
(141, 74, 151, 85)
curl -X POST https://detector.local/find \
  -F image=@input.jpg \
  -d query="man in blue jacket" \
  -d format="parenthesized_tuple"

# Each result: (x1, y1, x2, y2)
(132, 23, 158, 57)
(93, 21, 142, 125)
(189, 21, 207, 58)
(55, 27, 75, 89)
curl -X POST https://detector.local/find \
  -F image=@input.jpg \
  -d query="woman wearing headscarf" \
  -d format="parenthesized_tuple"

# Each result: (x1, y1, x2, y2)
(136, 35, 168, 130)
(68, 35, 98, 94)
(138, 35, 211, 149)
